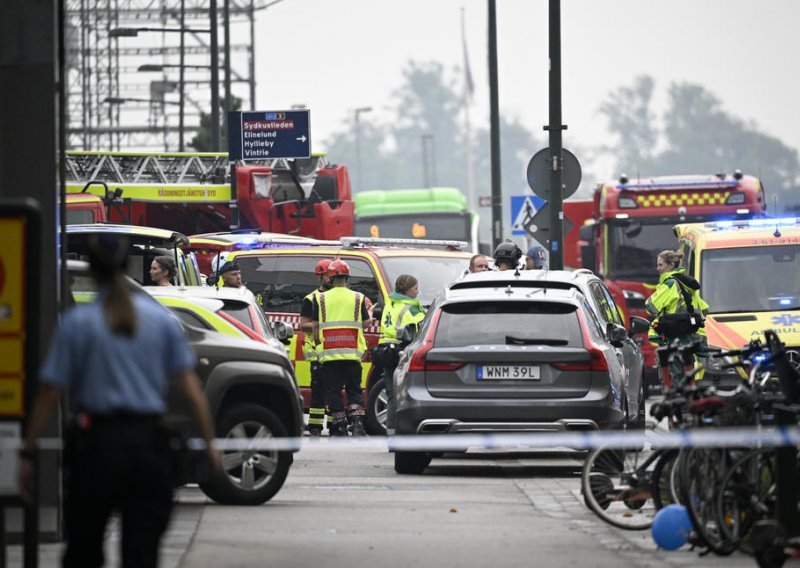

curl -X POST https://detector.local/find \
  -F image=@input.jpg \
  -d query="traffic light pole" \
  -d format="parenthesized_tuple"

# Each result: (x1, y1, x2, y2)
(546, 0, 564, 270)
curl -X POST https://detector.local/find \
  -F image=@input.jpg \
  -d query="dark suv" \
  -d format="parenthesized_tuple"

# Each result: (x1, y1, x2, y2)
(68, 260, 303, 505)
(393, 285, 628, 474)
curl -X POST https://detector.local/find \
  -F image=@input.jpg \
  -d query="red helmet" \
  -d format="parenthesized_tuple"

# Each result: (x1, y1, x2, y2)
(315, 259, 332, 276)
(326, 259, 350, 277)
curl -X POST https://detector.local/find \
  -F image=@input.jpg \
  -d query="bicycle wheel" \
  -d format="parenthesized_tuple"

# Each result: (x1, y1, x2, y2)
(678, 447, 739, 555)
(581, 445, 659, 530)
(716, 449, 776, 554)
(652, 449, 679, 510)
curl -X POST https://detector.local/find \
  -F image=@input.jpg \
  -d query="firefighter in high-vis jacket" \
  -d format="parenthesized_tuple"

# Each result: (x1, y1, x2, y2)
(300, 259, 333, 436)
(645, 249, 709, 388)
(375, 274, 425, 435)
(312, 260, 372, 436)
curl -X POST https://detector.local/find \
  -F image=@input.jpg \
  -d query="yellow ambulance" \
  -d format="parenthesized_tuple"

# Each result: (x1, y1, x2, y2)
(673, 218, 800, 384)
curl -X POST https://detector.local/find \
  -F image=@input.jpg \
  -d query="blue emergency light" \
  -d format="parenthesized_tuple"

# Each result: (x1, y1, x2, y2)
(707, 217, 800, 230)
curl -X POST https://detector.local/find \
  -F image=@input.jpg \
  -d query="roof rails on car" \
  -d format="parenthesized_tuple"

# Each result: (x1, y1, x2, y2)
(339, 237, 469, 250)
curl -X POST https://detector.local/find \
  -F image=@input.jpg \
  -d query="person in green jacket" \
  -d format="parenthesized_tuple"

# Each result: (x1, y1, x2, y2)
(376, 274, 425, 435)
(645, 249, 709, 388)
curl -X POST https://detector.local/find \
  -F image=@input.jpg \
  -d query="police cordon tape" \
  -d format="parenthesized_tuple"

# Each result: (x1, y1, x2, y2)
(8, 426, 800, 453)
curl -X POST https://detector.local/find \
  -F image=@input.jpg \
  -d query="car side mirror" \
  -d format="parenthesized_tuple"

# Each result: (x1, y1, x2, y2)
(273, 321, 295, 344)
(606, 322, 628, 348)
(628, 316, 650, 336)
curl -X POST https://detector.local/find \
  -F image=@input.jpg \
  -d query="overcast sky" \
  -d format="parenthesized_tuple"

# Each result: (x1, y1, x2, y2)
(246, 0, 800, 179)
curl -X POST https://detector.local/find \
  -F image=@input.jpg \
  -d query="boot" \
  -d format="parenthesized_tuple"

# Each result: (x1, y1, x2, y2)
(330, 420, 349, 437)
(308, 426, 322, 437)
(351, 415, 367, 437)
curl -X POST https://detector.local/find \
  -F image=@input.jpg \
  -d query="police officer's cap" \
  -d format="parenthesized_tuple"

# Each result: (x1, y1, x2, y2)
(218, 261, 240, 275)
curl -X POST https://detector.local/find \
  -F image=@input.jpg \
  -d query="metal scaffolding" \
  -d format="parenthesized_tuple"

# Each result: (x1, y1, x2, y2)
(65, 0, 268, 151)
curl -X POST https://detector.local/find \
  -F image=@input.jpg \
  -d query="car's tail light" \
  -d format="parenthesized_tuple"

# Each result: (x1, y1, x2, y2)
(406, 310, 464, 372)
(556, 311, 610, 372)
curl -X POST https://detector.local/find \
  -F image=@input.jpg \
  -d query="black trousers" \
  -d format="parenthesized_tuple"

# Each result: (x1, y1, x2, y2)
(321, 360, 364, 416)
(62, 415, 174, 568)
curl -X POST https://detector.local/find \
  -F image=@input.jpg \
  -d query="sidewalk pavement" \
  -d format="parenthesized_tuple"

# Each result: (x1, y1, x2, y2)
(6, 487, 206, 568)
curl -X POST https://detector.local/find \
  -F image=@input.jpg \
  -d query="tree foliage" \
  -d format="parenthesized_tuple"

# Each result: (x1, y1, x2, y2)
(322, 60, 544, 243)
(599, 76, 799, 208)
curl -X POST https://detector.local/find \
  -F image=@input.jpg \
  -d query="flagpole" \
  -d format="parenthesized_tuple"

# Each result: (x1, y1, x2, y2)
(461, 7, 475, 215)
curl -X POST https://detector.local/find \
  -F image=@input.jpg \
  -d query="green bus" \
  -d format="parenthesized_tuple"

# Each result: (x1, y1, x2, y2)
(353, 187, 480, 253)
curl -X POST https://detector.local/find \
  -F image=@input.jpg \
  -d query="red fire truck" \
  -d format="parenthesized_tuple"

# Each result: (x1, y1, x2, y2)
(64, 151, 354, 241)
(573, 171, 766, 390)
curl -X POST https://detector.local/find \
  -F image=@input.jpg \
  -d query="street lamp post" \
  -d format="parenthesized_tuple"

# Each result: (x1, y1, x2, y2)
(210, 0, 221, 151)
(354, 106, 372, 192)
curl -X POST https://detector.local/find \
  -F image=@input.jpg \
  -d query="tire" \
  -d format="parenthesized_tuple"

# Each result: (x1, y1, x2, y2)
(394, 450, 431, 474)
(199, 403, 292, 506)
(716, 449, 776, 554)
(365, 377, 387, 435)
(581, 445, 658, 530)
(651, 450, 679, 510)
(678, 447, 738, 555)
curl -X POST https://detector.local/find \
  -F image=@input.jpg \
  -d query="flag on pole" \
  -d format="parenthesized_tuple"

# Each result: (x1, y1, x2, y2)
(461, 8, 475, 103)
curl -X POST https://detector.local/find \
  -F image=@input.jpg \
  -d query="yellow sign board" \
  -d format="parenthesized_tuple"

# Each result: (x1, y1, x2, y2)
(0, 217, 26, 416)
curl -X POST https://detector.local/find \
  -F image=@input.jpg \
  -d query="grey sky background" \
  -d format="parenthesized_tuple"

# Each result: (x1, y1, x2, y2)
(248, 0, 800, 182)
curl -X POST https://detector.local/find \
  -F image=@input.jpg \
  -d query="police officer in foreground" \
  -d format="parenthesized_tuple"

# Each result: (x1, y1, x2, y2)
(19, 234, 220, 568)
(375, 275, 425, 436)
(493, 240, 523, 271)
(300, 259, 333, 436)
(312, 260, 371, 436)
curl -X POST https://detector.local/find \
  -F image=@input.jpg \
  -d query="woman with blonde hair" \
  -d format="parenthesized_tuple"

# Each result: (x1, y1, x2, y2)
(645, 249, 709, 389)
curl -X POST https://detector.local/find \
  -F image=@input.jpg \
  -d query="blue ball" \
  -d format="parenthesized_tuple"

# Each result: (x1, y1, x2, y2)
(651, 504, 692, 550)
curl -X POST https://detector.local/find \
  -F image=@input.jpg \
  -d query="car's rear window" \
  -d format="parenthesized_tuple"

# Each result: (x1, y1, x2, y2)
(434, 301, 583, 347)
(221, 301, 254, 330)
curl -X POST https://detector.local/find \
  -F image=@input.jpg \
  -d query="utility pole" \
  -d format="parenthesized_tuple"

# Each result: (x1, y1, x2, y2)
(488, 0, 503, 249)
(210, 0, 221, 151)
(178, 0, 186, 151)
(223, 0, 232, 145)
(547, 0, 565, 269)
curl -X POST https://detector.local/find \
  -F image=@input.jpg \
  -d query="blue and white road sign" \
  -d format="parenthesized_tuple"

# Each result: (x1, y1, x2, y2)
(228, 110, 311, 160)
(510, 194, 546, 236)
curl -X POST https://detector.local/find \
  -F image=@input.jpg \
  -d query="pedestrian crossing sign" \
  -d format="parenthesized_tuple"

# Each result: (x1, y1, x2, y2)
(510, 195, 546, 236)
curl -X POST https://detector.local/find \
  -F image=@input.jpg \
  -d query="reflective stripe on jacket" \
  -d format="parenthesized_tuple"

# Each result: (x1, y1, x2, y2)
(302, 288, 322, 361)
(379, 295, 425, 345)
(318, 287, 366, 363)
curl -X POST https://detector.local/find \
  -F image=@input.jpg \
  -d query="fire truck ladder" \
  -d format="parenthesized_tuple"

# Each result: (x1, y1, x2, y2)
(65, 151, 330, 186)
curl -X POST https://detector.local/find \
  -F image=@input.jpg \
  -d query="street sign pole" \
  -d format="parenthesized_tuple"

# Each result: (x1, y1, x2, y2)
(547, 0, 565, 270)
(488, 0, 503, 250)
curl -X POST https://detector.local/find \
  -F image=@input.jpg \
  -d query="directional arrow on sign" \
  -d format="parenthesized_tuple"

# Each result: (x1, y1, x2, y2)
(522, 202, 573, 240)
(296, 135, 307, 143)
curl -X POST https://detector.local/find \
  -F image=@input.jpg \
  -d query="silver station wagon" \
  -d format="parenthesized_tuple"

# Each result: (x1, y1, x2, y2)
(393, 276, 644, 474)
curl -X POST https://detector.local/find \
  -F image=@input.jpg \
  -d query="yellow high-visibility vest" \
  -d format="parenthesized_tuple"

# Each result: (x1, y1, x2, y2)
(302, 288, 323, 361)
(379, 297, 425, 345)
(318, 287, 366, 363)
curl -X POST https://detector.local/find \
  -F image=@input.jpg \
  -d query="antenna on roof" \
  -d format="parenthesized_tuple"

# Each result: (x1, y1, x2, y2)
(773, 195, 782, 238)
